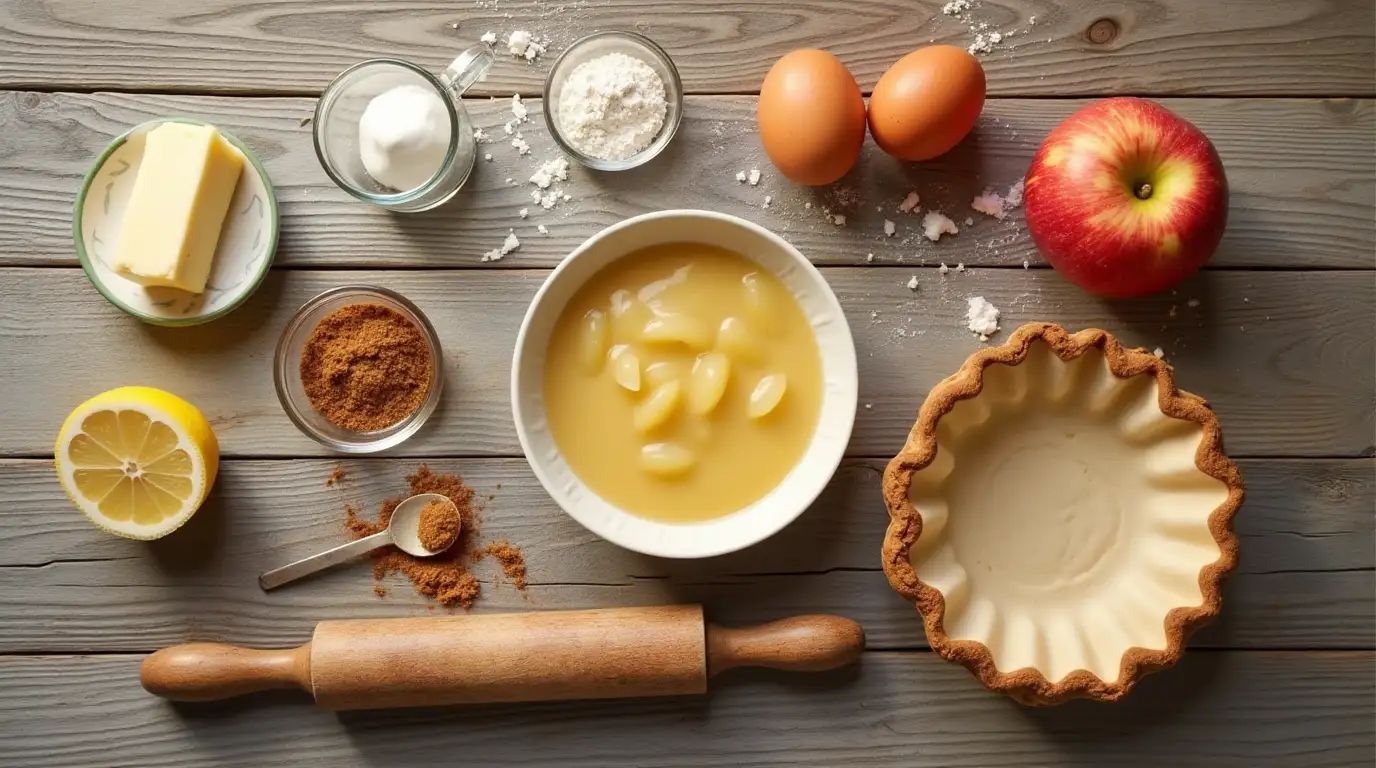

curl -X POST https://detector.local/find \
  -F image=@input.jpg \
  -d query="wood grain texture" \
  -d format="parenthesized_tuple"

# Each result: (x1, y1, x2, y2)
(0, 0, 1372, 96)
(243, 609, 856, 706)
(139, 642, 312, 703)
(3, 92, 1372, 268)
(0, 652, 1371, 766)
(2, 268, 1369, 458)
(314, 607, 711, 708)
(0, 457, 1369, 652)
(0, 0, 1371, 757)
(707, 615, 866, 674)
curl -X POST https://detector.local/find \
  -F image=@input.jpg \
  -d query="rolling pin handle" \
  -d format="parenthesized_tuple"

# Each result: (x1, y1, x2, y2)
(140, 642, 313, 702)
(705, 615, 865, 675)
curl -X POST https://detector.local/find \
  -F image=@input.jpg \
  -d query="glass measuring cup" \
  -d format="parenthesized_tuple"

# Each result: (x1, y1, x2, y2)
(313, 48, 493, 212)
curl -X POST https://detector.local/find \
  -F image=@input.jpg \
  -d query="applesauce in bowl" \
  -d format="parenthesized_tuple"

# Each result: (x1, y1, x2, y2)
(543, 243, 823, 522)
(511, 211, 857, 558)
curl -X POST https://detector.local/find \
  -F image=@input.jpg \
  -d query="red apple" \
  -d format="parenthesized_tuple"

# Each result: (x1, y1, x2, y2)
(1023, 97, 1228, 298)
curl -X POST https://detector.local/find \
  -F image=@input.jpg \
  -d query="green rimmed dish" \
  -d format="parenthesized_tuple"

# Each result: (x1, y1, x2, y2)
(72, 118, 279, 326)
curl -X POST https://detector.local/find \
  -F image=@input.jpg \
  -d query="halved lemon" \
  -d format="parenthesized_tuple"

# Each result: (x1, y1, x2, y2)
(55, 386, 219, 540)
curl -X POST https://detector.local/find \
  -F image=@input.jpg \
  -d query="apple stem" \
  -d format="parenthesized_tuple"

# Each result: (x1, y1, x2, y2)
(1134, 182, 1153, 200)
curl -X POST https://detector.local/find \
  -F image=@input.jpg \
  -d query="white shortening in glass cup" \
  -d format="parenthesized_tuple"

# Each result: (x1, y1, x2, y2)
(313, 47, 494, 212)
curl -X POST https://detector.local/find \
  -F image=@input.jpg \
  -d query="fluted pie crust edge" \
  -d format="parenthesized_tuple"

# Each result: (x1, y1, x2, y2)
(881, 322, 1244, 705)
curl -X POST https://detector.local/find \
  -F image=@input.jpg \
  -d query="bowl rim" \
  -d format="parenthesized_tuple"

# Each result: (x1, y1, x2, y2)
(541, 30, 684, 171)
(71, 117, 280, 327)
(880, 322, 1245, 705)
(273, 284, 444, 453)
(511, 209, 857, 558)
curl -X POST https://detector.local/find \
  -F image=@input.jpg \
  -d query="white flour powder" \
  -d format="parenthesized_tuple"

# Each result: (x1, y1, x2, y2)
(556, 52, 666, 161)
(966, 296, 1001, 341)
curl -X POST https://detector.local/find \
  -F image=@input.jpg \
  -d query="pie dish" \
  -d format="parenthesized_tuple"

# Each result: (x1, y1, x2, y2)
(882, 323, 1243, 705)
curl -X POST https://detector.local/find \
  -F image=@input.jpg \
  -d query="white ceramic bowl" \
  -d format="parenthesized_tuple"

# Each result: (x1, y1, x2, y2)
(73, 119, 279, 326)
(511, 211, 858, 558)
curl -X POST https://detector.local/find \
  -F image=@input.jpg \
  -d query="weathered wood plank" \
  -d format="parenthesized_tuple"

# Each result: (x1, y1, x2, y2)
(3, 91, 1371, 269)
(0, 652, 1370, 767)
(0, 0, 1372, 96)
(0, 457, 1369, 652)
(1, 268, 1370, 458)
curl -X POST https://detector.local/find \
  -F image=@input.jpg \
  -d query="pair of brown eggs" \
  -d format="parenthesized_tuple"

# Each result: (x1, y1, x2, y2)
(757, 46, 987, 186)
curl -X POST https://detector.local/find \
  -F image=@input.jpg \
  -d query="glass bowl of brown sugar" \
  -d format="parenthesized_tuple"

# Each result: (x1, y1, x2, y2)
(275, 285, 443, 453)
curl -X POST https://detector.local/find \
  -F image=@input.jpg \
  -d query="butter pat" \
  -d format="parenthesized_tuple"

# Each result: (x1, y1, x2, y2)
(112, 123, 244, 294)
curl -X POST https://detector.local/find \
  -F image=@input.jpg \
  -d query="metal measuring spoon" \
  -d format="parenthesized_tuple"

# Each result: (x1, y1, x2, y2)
(259, 493, 460, 591)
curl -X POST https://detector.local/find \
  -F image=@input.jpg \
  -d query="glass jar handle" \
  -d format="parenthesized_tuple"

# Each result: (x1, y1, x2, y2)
(441, 46, 495, 97)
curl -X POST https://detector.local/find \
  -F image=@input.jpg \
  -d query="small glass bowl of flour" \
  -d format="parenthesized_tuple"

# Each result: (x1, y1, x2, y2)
(544, 32, 683, 171)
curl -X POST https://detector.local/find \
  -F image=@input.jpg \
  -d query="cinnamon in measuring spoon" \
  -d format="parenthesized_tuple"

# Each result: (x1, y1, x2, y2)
(345, 466, 531, 608)
(345, 466, 482, 609)
(417, 499, 462, 552)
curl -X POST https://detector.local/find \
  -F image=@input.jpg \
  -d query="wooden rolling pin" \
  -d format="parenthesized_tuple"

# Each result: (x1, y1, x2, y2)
(141, 605, 864, 710)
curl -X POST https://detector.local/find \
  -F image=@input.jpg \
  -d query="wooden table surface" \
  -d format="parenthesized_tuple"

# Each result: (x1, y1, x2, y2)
(1, 1, 1373, 765)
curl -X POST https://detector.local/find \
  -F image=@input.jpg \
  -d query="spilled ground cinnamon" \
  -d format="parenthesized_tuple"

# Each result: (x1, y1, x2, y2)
(482, 540, 528, 591)
(417, 499, 462, 552)
(300, 303, 432, 432)
(345, 466, 480, 609)
(344, 465, 530, 609)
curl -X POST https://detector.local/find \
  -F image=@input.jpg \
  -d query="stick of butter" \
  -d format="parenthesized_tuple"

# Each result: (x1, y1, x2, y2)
(112, 122, 245, 295)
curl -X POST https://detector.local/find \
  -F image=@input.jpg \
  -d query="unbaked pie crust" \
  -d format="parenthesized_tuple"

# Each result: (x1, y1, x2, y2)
(882, 323, 1244, 705)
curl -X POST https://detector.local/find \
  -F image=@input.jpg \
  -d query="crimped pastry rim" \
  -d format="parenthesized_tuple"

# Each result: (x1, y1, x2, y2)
(881, 322, 1244, 705)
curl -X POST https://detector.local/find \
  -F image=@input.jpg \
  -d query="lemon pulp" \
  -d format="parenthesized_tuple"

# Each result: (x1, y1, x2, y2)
(56, 386, 218, 539)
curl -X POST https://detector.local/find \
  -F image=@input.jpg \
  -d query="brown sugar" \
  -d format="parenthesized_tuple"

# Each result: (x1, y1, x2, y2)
(483, 540, 529, 591)
(345, 466, 483, 609)
(417, 499, 462, 552)
(325, 467, 347, 487)
(345, 466, 531, 609)
(300, 303, 432, 432)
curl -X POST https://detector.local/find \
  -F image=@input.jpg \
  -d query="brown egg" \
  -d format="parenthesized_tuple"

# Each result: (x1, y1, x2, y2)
(868, 45, 986, 162)
(757, 50, 867, 186)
